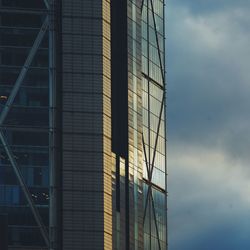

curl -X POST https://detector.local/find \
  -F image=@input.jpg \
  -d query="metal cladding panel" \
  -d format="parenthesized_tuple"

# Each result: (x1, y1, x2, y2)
(61, 0, 112, 249)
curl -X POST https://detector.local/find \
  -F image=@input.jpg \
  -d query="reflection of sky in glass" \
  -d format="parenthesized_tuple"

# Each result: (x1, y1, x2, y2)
(167, 1, 250, 249)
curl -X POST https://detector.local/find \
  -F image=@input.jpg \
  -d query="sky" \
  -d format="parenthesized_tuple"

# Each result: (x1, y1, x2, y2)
(167, 1, 250, 250)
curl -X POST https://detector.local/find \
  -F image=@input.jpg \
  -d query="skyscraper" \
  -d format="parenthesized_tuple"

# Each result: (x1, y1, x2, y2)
(0, 0, 166, 249)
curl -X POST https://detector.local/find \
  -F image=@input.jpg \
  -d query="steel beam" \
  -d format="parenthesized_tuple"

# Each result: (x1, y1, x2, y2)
(48, 0, 59, 249)
(140, 0, 145, 12)
(150, 0, 165, 83)
(44, 0, 50, 10)
(0, 17, 49, 126)
(151, 192, 162, 250)
(143, 184, 150, 223)
(150, 95, 164, 177)
(142, 135, 150, 178)
(0, 8, 47, 15)
(163, 1, 168, 248)
(0, 131, 49, 247)
(147, 0, 151, 181)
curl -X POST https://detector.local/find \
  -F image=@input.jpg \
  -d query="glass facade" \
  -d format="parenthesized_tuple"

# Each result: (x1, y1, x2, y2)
(111, 0, 166, 249)
(141, 0, 167, 249)
(128, 0, 144, 249)
(0, 0, 166, 249)
(0, 0, 50, 248)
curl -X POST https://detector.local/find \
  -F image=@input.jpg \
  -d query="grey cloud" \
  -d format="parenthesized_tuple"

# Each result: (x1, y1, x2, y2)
(169, 0, 250, 14)
(184, 221, 250, 250)
(167, 1, 250, 249)
(168, 145, 250, 250)
(167, 4, 250, 163)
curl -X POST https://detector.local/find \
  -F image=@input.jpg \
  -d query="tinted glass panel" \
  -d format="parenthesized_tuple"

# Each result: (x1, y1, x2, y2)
(0, 3, 49, 248)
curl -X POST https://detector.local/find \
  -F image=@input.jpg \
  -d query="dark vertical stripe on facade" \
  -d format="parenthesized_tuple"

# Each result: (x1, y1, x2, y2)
(115, 155, 120, 212)
(111, 0, 128, 158)
(125, 159, 130, 250)
(0, 214, 8, 250)
(111, 0, 129, 249)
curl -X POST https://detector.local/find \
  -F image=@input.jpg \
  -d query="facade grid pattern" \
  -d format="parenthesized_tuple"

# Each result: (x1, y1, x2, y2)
(0, 0, 51, 249)
(0, 0, 167, 249)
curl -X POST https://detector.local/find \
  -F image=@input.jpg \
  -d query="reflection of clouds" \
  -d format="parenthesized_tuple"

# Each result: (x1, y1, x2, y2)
(167, 1, 250, 249)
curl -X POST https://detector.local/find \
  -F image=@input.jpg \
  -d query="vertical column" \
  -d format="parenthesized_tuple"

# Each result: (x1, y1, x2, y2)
(49, 0, 62, 249)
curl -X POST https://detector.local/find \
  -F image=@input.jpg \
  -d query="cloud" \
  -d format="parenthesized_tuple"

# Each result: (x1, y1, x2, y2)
(167, 1, 250, 249)
(170, 0, 250, 15)
(168, 145, 250, 250)
(167, 3, 250, 163)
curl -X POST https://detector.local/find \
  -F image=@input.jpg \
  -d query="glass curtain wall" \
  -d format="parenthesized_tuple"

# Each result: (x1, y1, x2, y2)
(0, 0, 50, 248)
(128, 0, 144, 249)
(141, 0, 167, 249)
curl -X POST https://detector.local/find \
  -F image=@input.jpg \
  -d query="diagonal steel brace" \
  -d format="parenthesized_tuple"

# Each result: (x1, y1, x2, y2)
(0, 15, 50, 247)
(151, 191, 162, 250)
(0, 17, 49, 126)
(143, 183, 150, 224)
(150, 0, 165, 83)
(44, 0, 50, 10)
(142, 134, 150, 178)
(140, 0, 145, 12)
(0, 131, 49, 246)
(150, 94, 164, 177)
